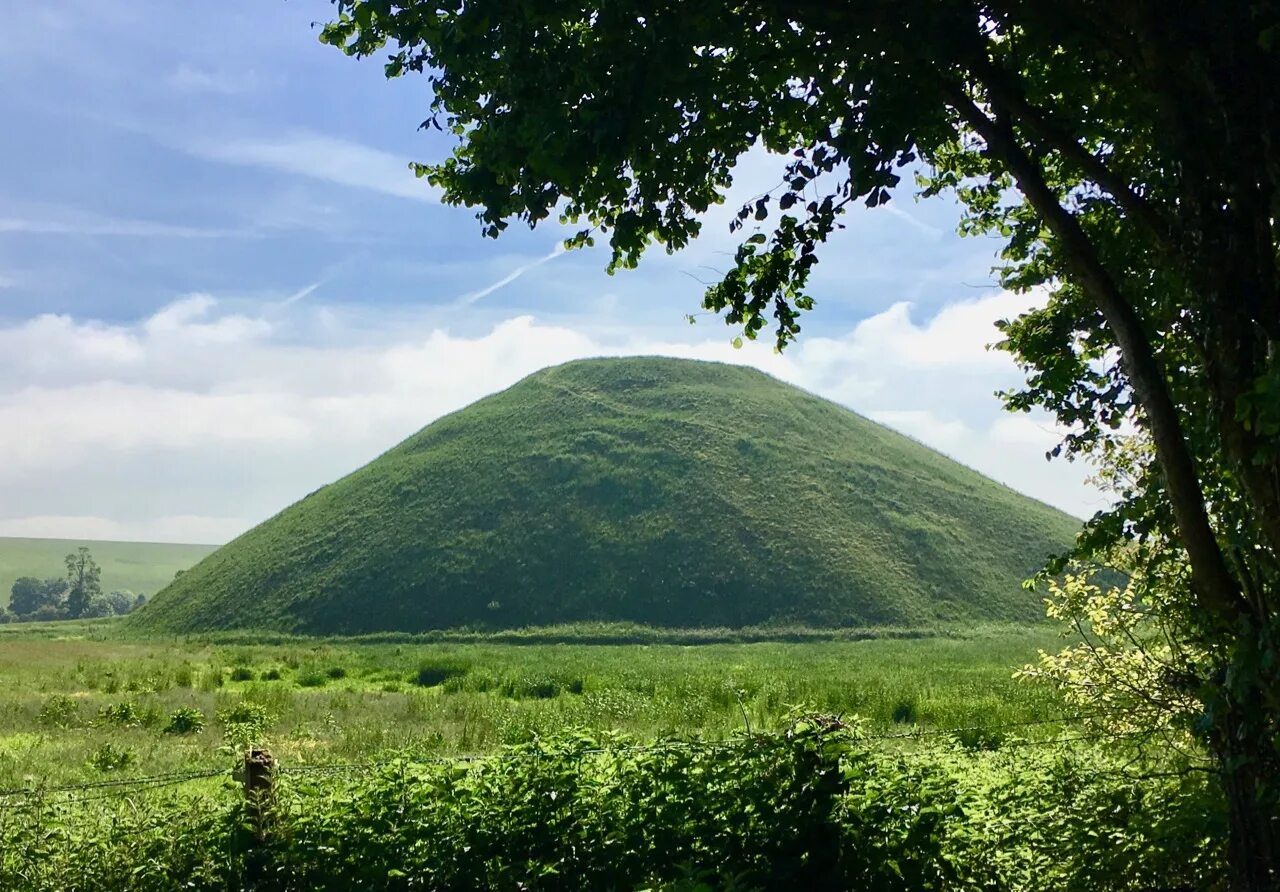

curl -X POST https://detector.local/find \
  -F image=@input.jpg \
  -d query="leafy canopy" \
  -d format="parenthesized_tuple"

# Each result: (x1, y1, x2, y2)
(319, 3, 1280, 881)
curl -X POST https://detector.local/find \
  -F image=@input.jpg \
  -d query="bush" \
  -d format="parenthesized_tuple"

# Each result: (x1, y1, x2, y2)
(37, 695, 80, 728)
(501, 674, 562, 699)
(951, 727, 1004, 752)
(217, 701, 272, 748)
(891, 699, 918, 724)
(30, 604, 69, 622)
(198, 669, 225, 692)
(326, 666, 347, 680)
(86, 742, 136, 772)
(97, 701, 142, 727)
(229, 667, 256, 682)
(413, 660, 469, 688)
(0, 719, 1227, 891)
(262, 668, 283, 681)
(297, 671, 328, 688)
(163, 707, 206, 736)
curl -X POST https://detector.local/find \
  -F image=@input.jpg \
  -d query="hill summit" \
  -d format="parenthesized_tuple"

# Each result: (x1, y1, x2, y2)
(133, 357, 1079, 634)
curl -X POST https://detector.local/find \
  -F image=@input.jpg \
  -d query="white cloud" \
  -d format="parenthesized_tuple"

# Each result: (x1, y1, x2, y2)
(167, 64, 258, 95)
(0, 215, 251, 239)
(0, 290, 1100, 542)
(187, 132, 438, 202)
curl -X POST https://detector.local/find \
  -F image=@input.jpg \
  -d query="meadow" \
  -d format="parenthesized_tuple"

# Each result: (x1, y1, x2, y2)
(0, 520, 1228, 888)
(0, 623, 1065, 788)
(0, 622, 1226, 890)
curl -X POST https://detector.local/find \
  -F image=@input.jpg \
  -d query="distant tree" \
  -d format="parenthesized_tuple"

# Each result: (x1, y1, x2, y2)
(64, 547, 102, 620)
(77, 596, 115, 620)
(9, 576, 68, 616)
(29, 603, 68, 623)
(106, 590, 136, 616)
(10, 577, 45, 616)
(0, 604, 13, 625)
(132, 593, 147, 611)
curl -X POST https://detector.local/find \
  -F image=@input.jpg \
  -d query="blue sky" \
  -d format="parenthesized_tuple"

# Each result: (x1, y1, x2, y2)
(0, 1, 1099, 544)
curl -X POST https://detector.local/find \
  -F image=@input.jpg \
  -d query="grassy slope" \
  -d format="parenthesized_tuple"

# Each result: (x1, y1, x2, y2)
(133, 356, 1082, 634)
(1, 537, 217, 606)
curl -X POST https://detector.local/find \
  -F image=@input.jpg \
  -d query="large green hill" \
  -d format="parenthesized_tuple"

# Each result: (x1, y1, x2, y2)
(133, 357, 1081, 634)
(1, 537, 217, 608)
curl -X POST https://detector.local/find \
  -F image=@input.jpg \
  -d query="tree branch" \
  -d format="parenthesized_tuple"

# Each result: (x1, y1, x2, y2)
(970, 58, 1181, 259)
(944, 86, 1248, 624)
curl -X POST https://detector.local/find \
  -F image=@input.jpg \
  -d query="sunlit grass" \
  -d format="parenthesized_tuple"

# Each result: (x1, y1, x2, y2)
(0, 624, 1066, 787)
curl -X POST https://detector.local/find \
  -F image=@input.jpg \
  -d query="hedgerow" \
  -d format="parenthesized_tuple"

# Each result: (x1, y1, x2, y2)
(0, 717, 1224, 891)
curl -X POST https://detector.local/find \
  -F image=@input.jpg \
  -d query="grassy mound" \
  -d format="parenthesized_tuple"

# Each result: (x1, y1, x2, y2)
(132, 357, 1080, 634)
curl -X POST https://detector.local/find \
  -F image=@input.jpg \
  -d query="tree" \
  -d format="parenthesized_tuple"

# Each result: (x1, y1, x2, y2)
(320, 3, 1280, 886)
(64, 547, 102, 620)
(106, 590, 136, 616)
(9, 576, 68, 617)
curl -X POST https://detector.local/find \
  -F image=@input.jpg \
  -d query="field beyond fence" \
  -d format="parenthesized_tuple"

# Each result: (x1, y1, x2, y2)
(0, 626, 1227, 890)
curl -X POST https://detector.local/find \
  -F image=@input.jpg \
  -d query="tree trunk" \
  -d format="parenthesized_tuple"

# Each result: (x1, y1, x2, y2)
(1215, 689, 1280, 891)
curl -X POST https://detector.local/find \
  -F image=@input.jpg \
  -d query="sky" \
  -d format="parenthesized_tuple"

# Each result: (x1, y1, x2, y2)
(0, 1, 1103, 545)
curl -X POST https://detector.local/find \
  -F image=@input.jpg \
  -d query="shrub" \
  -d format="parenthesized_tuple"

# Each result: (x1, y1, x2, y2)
(86, 742, 136, 772)
(413, 660, 469, 688)
(163, 707, 205, 736)
(97, 701, 142, 727)
(502, 675, 561, 699)
(326, 666, 347, 680)
(952, 727, 1005, 752)
(891, 699, 918, 724)
(37, 695, 80, 728)
(297, 671, 328, 688)
(229, 666, 256, 682)
(198, 669, 226, 692)
(217, 701, 272, 748)
(262, 668, 283, 681)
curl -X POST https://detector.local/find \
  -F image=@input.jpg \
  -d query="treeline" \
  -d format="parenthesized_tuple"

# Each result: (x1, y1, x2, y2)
(1, 547, 146, 624)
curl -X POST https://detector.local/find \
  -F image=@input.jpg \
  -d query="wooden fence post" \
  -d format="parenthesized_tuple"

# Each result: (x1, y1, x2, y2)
(243, 747, 275, 886)
(244, 747, 275, 838)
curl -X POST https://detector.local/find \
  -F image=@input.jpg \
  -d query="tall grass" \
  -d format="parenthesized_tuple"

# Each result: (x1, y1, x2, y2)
(0, 625, 1064, 788)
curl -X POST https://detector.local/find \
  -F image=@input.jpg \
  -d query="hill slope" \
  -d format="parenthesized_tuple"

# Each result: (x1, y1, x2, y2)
(1, 537, 217, 607)
(133, 357, 1080, 634)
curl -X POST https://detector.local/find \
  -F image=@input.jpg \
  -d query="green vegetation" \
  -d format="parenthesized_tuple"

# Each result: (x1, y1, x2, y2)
(0, 717, 1222, 891)
(0, 625, 1067, 789)
(135, 357, 1078, 635)
(0, 626, 1225, 889)
(0, 537, 215, 612)
(4, 547, 157, 624)
(322, 2, 1280, 880)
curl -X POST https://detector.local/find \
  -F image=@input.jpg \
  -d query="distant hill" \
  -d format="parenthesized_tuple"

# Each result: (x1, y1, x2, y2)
(132, 357, 1081, 635)
(1, 537, 218, 607)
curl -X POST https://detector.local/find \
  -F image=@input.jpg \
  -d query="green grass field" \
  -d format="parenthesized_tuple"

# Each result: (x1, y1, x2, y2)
(0, 622, 1225, 890)
(0, 537, 216, 606)
(0, 623, 1067, 789)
